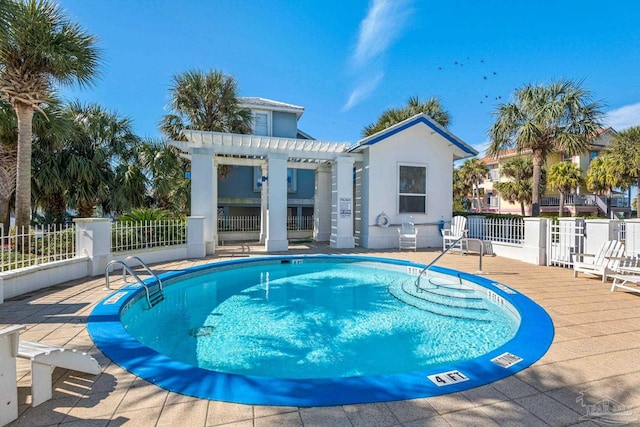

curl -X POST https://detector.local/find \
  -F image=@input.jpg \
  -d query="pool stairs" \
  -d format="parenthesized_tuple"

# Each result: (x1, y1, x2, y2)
(388, 276, 491, 321)
(105, 256, 164, 309)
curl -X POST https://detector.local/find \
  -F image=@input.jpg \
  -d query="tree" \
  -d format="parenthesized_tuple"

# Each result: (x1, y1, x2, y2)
(601, 126, 640, 217)
(452, 166, 471, 211)
(458, 158, 488, 212)
(138, 139, 190, 215)
(62, 102, 141, 217)
(487, 79, 604, 217)
(159, 69, 252, 180)
(548, 161, 582, 217)
(0, 0, 100, 230)
(494, 157, 546, 216)
(585, 156, 627, 217)
(363, 96, 451, 137)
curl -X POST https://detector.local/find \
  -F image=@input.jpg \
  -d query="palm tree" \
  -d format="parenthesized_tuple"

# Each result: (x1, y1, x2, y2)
(458, 158, 488, 212)
(494, 157, 546, 216)
(363, 96, 450, 137)
(452, 167, 471, 211)
(0, 100, 16, 233)
(548, 161, 582, 217)
(159, 69, 252, 180)
(0, 0, 100, 230)
(487, 79, 604, 217)
(62, 102, 141, 217)
(601, 126, 640, 217)
(138, 139, 190, 214)
(585, 156, 627, 217)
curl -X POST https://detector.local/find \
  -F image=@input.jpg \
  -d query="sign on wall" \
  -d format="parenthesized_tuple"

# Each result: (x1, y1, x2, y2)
(340, 197, 352, 217)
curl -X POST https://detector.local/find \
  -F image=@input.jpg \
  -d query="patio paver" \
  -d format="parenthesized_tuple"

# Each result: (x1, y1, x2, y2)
(2, 244, 639, 426)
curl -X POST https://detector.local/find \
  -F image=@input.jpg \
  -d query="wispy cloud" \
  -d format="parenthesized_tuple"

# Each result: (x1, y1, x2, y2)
(343, 0, 412, 111)
(342, 72, 384, 112)
(605, 102, 640, 131)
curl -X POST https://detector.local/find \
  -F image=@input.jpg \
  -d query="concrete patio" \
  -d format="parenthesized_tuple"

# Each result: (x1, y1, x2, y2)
(1, 244, 639, 426)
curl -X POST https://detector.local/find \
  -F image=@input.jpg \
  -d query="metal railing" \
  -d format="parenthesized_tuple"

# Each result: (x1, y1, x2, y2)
(467, 216, 524, 244)
(111, 220, 187, 253)
(105, 259, 164, 308)
(1, 224, 76, 272)
(217, 215, 314, 232)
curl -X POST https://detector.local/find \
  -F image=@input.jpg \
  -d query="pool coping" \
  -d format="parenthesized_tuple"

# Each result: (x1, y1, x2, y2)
(87, 254, 554, 407)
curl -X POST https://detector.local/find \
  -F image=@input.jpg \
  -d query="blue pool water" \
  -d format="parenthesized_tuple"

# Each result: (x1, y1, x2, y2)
(121, 259, 518, 379)
(88, 255, 554, 406)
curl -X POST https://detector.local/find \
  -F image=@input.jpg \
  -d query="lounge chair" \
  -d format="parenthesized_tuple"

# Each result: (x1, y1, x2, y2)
(442, 215, 468, 253)
(573, 240, 625, 282)
(0, 325, 25, 426)
(610, 264, 640, 294)
(17, 335, 102, 407)
(398, 215, 417, 251)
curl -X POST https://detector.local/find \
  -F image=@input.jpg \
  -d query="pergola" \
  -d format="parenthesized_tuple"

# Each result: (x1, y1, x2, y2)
(169, 130, 362, 254)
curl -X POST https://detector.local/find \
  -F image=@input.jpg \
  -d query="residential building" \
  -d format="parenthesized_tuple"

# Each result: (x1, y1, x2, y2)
(170, 98, 477, 253)
(478, 127, 631, 217)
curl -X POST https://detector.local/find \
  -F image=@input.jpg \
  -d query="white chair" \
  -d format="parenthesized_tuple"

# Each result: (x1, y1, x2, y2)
(17, 339, 102, 407)
(573, 240, 625, 282)
(0, 325, 25, 426)
(442, 216, 468, 252)
(398, 216, 418, 251)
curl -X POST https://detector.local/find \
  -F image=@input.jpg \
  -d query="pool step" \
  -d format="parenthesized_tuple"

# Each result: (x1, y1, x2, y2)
(402, 281, 487, 310)
(388, 280, 490, 322)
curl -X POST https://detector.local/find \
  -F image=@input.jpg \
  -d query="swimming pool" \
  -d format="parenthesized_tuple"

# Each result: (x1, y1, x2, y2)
(88, 255, 554, 406)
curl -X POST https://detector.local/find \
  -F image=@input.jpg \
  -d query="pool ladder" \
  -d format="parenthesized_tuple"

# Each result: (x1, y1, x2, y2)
(105, 256, 164, 309)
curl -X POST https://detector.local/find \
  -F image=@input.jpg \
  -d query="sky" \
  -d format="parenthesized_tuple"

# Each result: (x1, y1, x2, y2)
(57, 0, 640, 155)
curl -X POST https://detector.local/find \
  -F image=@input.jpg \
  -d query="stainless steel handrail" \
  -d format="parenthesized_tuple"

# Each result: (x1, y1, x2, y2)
(415, 236, 484, 290)
(122, 255, 163, 292)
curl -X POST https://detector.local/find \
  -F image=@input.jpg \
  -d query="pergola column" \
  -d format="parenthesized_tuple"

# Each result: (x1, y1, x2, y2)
(330, 156, 355, 248)
(191, 152, 217, 254)
(314, 164, 331, 242)
(266, 153, 288, 252)
(259, 162, 268, 244)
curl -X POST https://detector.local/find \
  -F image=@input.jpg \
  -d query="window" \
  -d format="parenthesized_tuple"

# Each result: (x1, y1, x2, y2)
(253, 112, 269, 136)
(398, 165, 427, 214)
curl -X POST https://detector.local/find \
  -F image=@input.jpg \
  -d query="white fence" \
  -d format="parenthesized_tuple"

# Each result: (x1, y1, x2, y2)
(1, 224, 76, 272)
(217, 215, 314, 232)
(546, 219, 585, 268)
(111, 220, 187, 253)
(467, 216, 525, 244)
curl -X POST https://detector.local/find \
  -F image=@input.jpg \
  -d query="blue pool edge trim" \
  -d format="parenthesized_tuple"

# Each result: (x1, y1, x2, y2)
(87, 254, 554, 407)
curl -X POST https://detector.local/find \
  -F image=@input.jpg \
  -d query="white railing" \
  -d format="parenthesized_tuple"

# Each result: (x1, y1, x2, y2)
(111, 220, 187, 253)
(547, 219, 585, 268)
(218, 216, 260, 232)
(467, 216, 525, 244)
(488, 169, 501, 182)
(1, 224, 76, 272)
(217, 215, 314, 232)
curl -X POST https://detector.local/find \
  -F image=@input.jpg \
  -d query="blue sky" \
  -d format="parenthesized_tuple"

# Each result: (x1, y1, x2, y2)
(58, 0, 640, 154)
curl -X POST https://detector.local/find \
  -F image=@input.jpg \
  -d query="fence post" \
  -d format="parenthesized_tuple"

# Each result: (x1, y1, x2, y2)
(187, 216, 206, 258)
(74, 218, 113, 276)
(624, 219, 640, 257)
(523, 218, 548, 266)
(584, 219, 622, 255)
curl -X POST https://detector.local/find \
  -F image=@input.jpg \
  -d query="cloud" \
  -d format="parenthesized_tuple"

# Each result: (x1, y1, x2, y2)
(605, 102, 640, 131)
(342, 72, 384, 112)
(343, 0, 412, 111)
(351, 0, 412, 69)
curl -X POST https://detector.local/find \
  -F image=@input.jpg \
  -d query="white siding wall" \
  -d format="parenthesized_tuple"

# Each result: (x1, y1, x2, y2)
(361, 125, 454, 249)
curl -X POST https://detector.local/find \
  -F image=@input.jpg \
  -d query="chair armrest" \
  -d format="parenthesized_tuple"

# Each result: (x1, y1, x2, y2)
(573, 252, 595, 261)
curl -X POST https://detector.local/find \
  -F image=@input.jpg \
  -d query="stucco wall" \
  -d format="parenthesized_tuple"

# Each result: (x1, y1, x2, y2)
(358, 125, 454, 249)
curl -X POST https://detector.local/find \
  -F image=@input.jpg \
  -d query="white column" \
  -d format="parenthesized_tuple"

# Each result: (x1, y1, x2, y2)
(330, 156, 355, 248)
(259, 162, 268, 244)
(314, 165, 331, 242)
(186, 216, 206, 258)
(266, 153, 288, 252)
(523, 217, 549, 266)
(74, 218, 113, 276)
(191, 153, 217, 255)
(624, 219, 640, 257)
(584, 219, 622, 255)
